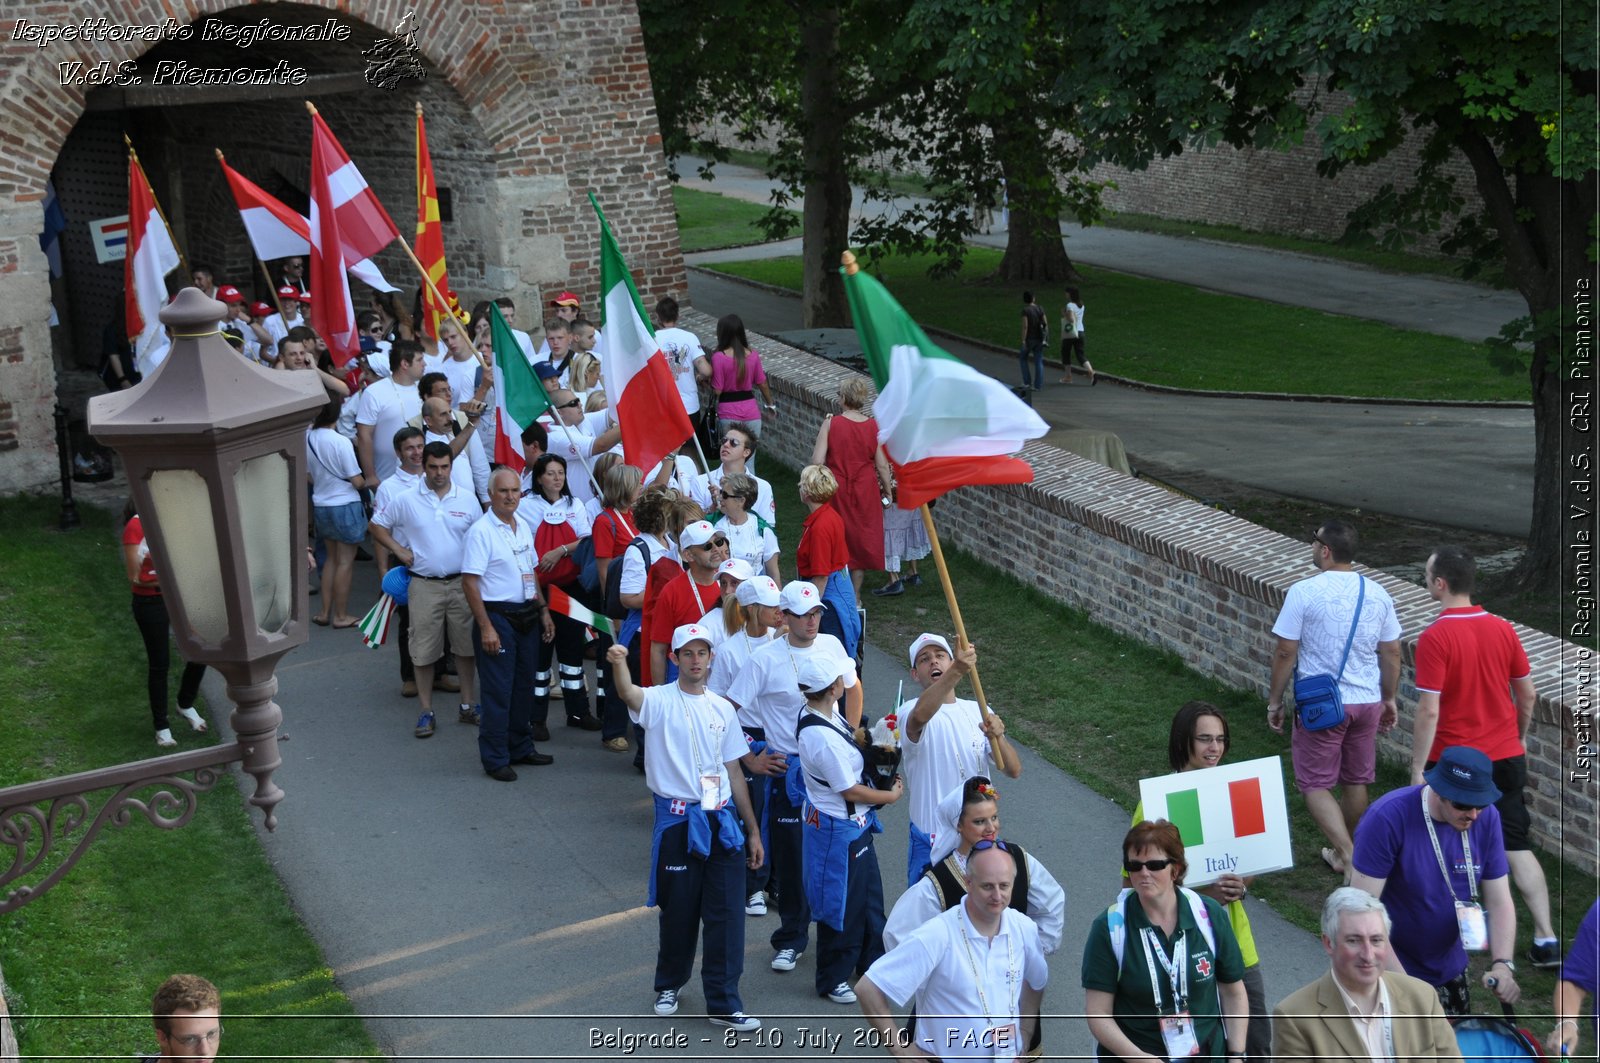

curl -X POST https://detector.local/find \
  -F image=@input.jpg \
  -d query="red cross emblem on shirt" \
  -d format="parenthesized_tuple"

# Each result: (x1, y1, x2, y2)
(669, 799, 686, 815)
(1194, 955, 1212, 978)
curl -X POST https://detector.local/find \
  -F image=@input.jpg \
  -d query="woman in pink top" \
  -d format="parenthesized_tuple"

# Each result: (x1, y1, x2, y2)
(703, 314, 775, 442)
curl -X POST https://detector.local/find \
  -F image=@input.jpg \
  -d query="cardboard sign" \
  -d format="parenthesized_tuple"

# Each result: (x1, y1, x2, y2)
(90, 215, 130, 264)
(1138, 756, 1293, 886)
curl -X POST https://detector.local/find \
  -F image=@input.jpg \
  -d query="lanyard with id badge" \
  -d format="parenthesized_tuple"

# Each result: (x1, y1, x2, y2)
(682, 688, 722, 811)
(1140, 927, 1201, 1058)
(1424, 788, 1488, 950)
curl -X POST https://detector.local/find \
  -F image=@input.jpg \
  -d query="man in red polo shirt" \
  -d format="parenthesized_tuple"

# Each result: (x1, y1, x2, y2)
(1412, 544, 1560, 968)
(648, 520, 730, 687)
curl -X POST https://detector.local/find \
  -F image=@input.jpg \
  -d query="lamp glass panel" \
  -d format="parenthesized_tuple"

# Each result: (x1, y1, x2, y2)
(235, 452, 294, 634)
(146, 468, 229, 644)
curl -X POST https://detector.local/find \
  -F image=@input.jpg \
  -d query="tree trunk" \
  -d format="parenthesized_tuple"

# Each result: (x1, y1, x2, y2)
(1513, 330, 1563, 596)
(993, 126, 1076, 285)
(798, 3, 852, 328)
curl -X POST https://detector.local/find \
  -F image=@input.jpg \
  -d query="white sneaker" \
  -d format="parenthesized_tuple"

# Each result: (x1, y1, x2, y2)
(770, 948, 799, 972)
(745, 891, 767, 916)
(653, 988, 679, 1016)
(709, 1012, 761, 1032)
(826, 982, 857, 1005)
(155, 728, 177, 748)
(176, 706, 207, 733)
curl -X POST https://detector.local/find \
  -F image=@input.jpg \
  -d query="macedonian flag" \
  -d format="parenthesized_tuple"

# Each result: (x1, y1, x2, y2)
(415, 102, 453, 341)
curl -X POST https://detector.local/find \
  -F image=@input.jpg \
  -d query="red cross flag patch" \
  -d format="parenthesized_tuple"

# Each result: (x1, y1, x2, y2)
(1194, 955, 1212, 978)
(669, 799, 686, 815)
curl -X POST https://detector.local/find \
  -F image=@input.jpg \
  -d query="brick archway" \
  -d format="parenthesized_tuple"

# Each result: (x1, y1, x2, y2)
(0, 0, 684, 493)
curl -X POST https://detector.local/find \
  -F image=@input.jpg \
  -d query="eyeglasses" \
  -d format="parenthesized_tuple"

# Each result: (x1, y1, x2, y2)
(169, 1027, 222, 1049)
(1123, 857, 1174, 873)
(971, 839, 1010, 854)
(1447, 799, 1487, 812)
(554, 399, 582, 410)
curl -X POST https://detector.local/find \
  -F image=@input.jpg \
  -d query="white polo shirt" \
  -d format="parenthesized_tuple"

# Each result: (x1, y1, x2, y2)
(355, 377, 423, 483)
(724, 635, 856, 754)
(899, 697, 993, 841)
(372, 468, 422, 542)
(631, 682, 746, 804)
(461, 509, 538, 603)
(690, 467, 776, 526)
(883, 850, 1067, 955)
(866, 902, 1049, 1060)
(373, 480, 478, 577)
(797, 707, 865, 821)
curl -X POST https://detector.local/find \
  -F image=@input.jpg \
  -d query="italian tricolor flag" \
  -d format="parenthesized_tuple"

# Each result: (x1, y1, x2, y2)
(491, 302, 551, 471)
(590, 193, 693, 475)
(545, 585, 614, 637)
(842, 259, 1048, 509)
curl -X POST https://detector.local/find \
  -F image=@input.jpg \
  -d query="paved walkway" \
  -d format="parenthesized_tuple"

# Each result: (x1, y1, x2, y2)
(677, 155, 1525, 344)
(220, 563, 1332, 1060)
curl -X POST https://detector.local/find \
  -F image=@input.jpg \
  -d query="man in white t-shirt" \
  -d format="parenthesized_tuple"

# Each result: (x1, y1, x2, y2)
(262, 286, 308, 357)
(1266, 519, 1401, 878)
(355, 340, 426, 484)
(543, 388, 621, 508)
(654, 295, 708, 427)
(426, 319, 482, 411)
(898, 634, 1020, 887)
(856, 843, 1048, 1060)
(607, 624, 765, 1034)
(421, 397, 489, 505)
(725, 581, 862, 974)
(688, 424, 775, 526)
(494, 296, 536, 363)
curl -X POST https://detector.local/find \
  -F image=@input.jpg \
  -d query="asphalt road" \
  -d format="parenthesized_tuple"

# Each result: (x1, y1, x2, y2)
(686, 269, 1534, 537)
(223, 562, 1333, 1061)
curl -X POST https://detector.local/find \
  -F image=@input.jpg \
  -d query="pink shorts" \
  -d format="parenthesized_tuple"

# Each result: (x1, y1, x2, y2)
(1291, 700, 1382, 793)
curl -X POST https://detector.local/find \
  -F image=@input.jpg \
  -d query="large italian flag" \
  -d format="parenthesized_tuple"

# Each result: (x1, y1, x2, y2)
(490, 302, 550, 471)
(843, 258, 1048, 509)
(590, 193, 692, 475)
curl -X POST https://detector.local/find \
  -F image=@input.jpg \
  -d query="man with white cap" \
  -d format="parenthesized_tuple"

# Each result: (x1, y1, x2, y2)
(726, 579, 861, 974)
(648, 520, 730, 687)
(1349, 745, 1520, 1015)
(856, 840, 1048, 1060)
(607, 625, 764, 1033)
(701, 557, 756, 640)
(899, 634, 1021, 887)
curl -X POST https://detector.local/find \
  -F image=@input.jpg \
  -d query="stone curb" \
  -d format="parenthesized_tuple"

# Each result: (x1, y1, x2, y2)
(686, 265, 1533, 411)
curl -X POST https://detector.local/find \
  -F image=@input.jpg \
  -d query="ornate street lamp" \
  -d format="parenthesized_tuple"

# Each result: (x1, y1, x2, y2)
(0, 288, 327, 912)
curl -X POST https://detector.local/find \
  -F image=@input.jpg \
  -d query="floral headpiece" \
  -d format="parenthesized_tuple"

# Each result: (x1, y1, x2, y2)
(975, 781, 998, 801)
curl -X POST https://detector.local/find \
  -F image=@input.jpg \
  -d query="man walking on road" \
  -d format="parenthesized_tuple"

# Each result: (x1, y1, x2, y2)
(608, 626, 765, 1034)
(1018, 290, 1047, 391)
(1267, 520, 1400, 878)
(1412, 545, 1561, 968)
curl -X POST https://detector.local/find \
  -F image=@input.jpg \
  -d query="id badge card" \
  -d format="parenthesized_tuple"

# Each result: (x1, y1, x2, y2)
(1159, 1012, 1200, 1058)
(521, 570, 538, 600)
(699, 771, 721, 810)
(1456, 900, 1488, 951)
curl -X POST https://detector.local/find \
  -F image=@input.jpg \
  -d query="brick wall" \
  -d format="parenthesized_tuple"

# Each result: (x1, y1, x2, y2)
(679, 308, 1597, 870)
(0, 0, 685, 496)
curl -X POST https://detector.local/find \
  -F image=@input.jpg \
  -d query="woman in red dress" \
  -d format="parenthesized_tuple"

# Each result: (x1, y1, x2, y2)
(809, 376, 893, 600)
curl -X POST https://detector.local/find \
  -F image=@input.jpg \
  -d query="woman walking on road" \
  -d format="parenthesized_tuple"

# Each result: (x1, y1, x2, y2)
(809, 376, 891, 602)
(122, 500, 209, 748)
(1059, 285, 1096, 384)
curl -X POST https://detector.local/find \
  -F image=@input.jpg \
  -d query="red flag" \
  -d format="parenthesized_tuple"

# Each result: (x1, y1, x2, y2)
(415, 106, 453, 342)
(308, 107, 400, 366)
(124, 151, 181, 374)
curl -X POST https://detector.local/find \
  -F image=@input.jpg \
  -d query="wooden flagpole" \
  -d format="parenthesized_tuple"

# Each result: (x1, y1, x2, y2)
(304, 101, 486, 371)
(214, 151, 288, 322)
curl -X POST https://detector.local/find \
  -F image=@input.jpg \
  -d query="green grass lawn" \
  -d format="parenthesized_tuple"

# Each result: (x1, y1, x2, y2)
(673, 186, 796, 253)
(0, 497, 378, 1059)
(708, 248, 1524, 402)
(767, 461, 1592, 1046)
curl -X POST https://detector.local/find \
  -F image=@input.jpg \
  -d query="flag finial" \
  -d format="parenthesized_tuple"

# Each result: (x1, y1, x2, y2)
(841, 250, 859, 275)
(415, 101, 423, 116)
(214, 148, 225, 162)
(305, 100, 319, 116)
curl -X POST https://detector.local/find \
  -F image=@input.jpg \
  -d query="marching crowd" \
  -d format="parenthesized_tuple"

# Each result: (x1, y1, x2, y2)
(118, 265, 1595, 1061)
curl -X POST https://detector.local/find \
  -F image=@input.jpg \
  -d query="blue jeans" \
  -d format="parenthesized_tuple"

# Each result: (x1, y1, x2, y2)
(1019, 341, 1046, 388)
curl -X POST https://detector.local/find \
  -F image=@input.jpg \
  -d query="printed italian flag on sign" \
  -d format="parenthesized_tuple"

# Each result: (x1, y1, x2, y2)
(1137, 756, 1293, 886)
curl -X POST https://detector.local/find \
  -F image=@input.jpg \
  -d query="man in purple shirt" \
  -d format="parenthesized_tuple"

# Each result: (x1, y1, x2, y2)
(1350, 745, 1521, 1016)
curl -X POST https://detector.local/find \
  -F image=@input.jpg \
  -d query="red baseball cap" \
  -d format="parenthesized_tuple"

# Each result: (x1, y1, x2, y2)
(248, 301, 274, 318)
(549, 290, 580, 308)
(215, 284, 245, 304)
(277, 285, 309, 305)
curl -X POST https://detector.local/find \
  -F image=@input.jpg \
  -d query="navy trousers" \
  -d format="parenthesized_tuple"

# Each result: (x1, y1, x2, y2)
(742, 769, 771, 896)
(654, 821, 746, 1015)
(814, 831, 886, 995)
(766, 779, 811, 953)
(475, 610, 538, 771)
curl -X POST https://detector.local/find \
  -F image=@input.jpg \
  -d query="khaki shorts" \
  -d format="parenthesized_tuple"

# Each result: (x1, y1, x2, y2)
(408, 575, 472, 663)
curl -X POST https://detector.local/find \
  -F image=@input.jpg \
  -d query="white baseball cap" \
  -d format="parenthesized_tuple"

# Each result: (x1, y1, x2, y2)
(795, 650, 851, 694)
(679, 520, 717, 549)
(908, 632, 953, 666)
(779, 580, 823, 615)
(717, 557, 755, 582)
(736, 576, 780, 607)
(671, 623, 715, 651)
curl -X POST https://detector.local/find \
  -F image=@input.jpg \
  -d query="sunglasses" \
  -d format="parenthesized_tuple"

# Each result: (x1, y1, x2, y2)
(1447, 799, 1487, 812)
(1123, 858, 1174, 873)
(698, 537, 729, 549)
(971, 839, 1010, 854)
(554, 399, 582, 410)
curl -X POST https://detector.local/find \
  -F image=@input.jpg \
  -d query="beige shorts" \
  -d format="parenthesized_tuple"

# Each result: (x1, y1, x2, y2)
(408, 575, 472, 663)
